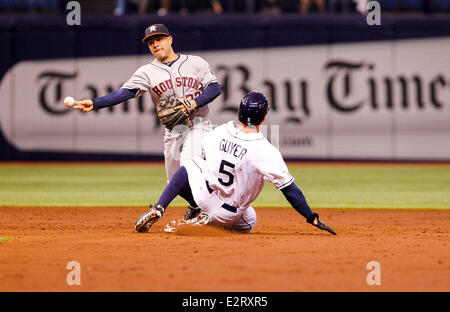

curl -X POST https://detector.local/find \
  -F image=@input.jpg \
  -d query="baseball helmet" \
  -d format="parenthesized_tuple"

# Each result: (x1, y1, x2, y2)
(238, 92, 269, 126)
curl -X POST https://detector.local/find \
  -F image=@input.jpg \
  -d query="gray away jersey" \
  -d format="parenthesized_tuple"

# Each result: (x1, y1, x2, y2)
(122, 54, 219, 118)
(201, 121, 294, 210)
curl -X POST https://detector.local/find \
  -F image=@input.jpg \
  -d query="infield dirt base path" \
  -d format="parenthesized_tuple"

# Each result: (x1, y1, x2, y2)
(0, 207, 448, 292)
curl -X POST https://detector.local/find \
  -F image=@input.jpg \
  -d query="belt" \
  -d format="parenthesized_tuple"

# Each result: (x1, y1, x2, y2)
(205, 181, 237, 213)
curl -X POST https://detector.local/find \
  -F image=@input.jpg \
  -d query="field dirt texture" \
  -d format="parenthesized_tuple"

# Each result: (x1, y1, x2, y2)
(0, 207, 448, 292)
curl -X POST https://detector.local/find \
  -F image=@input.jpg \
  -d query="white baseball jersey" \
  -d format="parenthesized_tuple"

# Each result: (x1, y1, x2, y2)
(200, 121, 294, 210)
(122, 54, 219, 118)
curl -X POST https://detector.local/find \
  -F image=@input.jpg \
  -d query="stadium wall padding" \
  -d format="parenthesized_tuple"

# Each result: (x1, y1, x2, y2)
(0, 14, 449, 161)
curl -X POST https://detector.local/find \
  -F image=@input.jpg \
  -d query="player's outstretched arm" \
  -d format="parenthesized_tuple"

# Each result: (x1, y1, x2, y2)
(65, 88, 138, 112)
(280, 182, 337, 235)
(280, 182, 314, 219)
(91, 88, 138, 110)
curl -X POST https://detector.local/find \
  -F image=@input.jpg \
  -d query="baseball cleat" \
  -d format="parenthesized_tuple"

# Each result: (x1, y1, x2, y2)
(307, 213, 337, 235)
(134, 204, 165, 233)
(164, 211, 210, 233)
(183, 205, 201, 220)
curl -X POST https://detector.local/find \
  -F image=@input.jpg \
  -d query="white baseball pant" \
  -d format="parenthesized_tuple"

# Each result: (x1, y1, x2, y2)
(163, 117, 212, 183)
(182, 158, 257, 233)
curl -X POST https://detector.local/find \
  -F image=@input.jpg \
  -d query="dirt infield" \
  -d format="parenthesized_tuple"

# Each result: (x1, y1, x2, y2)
(0, 207, 448, 292)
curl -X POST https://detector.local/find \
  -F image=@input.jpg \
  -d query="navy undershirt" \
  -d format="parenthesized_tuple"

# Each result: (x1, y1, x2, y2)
(280, 182, 314, 219)
(194, 82, 221, 107)
(93, 88, 137, 110)
(164, 55, 179, 67)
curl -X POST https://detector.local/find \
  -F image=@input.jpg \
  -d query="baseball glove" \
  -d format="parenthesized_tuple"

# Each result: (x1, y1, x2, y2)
(156, 97, 196, 131)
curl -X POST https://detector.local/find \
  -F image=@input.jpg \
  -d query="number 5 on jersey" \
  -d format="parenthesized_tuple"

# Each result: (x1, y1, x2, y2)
(218, 160, 235, 186)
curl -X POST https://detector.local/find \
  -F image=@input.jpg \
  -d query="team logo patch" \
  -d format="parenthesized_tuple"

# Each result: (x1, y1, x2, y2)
(149, 25, 157, 32)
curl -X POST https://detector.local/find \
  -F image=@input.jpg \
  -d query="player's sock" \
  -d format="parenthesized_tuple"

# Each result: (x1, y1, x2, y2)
(179, 186, 198, 208)
(156, 166, 194, 208)
(281, 182, 314, 219)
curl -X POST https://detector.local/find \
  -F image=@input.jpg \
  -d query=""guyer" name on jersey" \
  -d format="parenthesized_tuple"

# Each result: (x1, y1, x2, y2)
(219, 139, 248, 160)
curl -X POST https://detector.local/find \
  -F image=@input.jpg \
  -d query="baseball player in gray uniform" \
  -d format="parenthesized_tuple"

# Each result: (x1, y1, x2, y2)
(134, 92, 336, 235)
(66, 24, 222, 220)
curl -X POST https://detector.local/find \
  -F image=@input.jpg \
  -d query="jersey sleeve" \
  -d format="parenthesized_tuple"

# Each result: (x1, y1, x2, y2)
(195, 56, 219, 88)
(121, 66, 151, 97)
(257, 145, 294, 190)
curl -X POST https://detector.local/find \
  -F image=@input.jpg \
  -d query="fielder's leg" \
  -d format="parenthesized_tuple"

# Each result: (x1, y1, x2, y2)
(163, 120, 210, 219)
(179, 118, 212, 219)
(163, 128, 182, 183)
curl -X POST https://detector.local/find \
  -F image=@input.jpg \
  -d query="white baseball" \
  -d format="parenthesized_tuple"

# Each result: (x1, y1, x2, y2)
(64, 96, 75, 107)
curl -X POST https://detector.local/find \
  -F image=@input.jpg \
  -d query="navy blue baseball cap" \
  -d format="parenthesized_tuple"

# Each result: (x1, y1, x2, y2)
(142, 24, 171, 43)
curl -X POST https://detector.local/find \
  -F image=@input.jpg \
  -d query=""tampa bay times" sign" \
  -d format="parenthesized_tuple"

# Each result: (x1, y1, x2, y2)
(0, 37, 448, 160)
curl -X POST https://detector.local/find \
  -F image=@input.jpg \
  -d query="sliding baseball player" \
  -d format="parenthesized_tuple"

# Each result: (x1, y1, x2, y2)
(134, 91, 336, 235)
